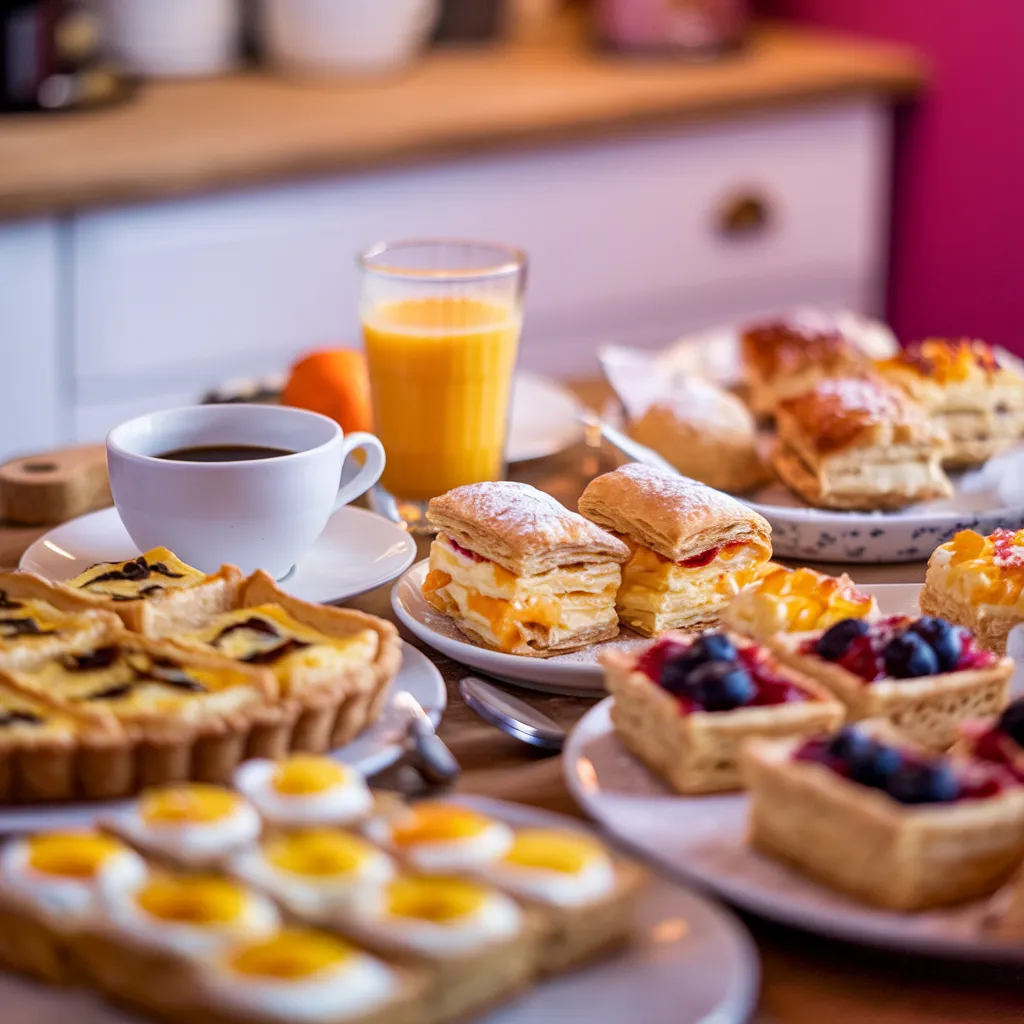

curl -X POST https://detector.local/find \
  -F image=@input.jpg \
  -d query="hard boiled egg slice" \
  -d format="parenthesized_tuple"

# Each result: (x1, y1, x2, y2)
(0, 832, 147, 923)
(480, 829, 617, 907)
(364, 802, 513, 874)
(234, 756, 373, 829)
(199, 929, 401, 1024)
(110, 784, 261, 867)
(349, 876, 522, 957)
(101, 874, 280, 957)
(229, 829, 394, 920)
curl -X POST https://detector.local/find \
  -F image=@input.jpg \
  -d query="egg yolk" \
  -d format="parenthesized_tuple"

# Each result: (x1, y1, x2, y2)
(503, 830, 601, 874)
(266, 830, 372, 878)
(386, 877, 487, 922)
(228, 930, 353, 980)
(136, 876, 246, 925)
(140, 784, 239, 826)
(390, 803, 490, 847)
(27, 833, 124, 879)
(271, 756, 348, 796)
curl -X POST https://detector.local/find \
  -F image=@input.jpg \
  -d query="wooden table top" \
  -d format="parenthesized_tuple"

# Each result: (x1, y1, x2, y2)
(349, 436, 1024, 1023)
(0, 19, 924, 220)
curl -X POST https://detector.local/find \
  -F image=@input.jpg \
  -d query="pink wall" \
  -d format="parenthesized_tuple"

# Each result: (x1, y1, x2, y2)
(759, 0, 1024, 351)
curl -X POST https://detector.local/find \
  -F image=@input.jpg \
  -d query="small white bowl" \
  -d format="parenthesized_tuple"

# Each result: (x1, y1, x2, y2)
(261, 0, 440, 78)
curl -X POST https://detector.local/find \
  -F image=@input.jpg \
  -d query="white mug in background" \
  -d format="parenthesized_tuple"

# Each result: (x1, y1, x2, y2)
(106, 405, 386, 578)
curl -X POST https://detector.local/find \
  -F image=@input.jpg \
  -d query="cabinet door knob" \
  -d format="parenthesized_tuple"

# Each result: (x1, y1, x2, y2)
(716, 190, 773, 239)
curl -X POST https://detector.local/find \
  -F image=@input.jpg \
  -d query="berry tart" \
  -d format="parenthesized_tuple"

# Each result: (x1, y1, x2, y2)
(769, 615, 1011, 752)
(920, 528, 1024, 655)
(957, 698, 1024, 784)
(602, 630, 843, 794)
(742, 723, 1024, 910)
(724, 565, 878, 641)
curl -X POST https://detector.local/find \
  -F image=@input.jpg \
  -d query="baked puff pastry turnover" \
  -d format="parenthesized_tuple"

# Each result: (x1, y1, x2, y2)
(422, 482, 630, 657)
(876, 338, 1024, 467)
(578, 465, 772, 636)
(772, 377, 953, 511)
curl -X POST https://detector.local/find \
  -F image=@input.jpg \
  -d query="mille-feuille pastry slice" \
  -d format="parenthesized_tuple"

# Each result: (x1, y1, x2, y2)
(724, 565, 878, 641)
(627, 378, 771, 494)
(772, 377, 953, 511)
(740, 318, 870, 419)
(0, 572, 124, 672)
(173, 571, 401, 751)
(578, 464, 773, 636)
(423, 482, 629, 657)
(53, 547, 245, 637)
(920, 528, 1024, 655)
(876, 338, 1024, 467)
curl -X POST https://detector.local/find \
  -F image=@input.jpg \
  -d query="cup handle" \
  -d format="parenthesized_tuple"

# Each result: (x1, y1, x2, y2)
(334, 433, 386, 513)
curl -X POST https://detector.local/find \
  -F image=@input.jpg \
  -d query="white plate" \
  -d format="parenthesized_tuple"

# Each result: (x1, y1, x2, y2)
(393, 564, 922, 696)
(0, 642, 445, 835)
(508, 372, 584, 463)
(0, 795, 760, 1024)
(20, 505, 417, 605)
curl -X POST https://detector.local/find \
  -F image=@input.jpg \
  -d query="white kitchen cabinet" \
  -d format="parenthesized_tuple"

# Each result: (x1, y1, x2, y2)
(62, 96, 891, 444)
(0, 220, 63, 459)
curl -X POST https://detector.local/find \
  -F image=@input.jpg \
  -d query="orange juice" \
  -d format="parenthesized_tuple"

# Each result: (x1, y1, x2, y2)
(363, 297, 521, 501)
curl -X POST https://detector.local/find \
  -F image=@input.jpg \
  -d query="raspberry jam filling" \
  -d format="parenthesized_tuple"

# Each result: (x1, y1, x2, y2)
(445, 538, 489, 564)
(801, 615, 995, 682)
(678, 546, 721, 569)
(637, 633, 811, 714)
(795, 728, 1009, 804)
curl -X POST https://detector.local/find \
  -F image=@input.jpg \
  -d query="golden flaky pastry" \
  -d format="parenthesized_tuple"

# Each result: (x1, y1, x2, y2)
(627, 379, 771, 494)
(578, 465, 773, 636)
(772, 376, 953, 511)
(877, 339, 1024, 466)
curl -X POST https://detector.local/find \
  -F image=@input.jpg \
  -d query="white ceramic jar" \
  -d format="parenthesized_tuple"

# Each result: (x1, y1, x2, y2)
(95, 0, 242, 78)
(261, 0, 440, 78)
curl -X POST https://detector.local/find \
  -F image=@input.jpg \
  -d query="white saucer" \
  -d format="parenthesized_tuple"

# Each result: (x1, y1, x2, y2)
(508, 373, 584, 463)
(0, 642, 445, 835)
(20, 505, 417, 605)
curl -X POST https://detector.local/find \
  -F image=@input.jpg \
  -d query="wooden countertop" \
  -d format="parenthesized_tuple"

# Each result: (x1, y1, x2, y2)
(0, 21, 924, 221)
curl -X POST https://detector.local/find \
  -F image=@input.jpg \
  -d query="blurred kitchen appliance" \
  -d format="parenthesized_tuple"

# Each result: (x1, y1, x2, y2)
(595, 0, 749, 55)
(0, 0, 131, 111)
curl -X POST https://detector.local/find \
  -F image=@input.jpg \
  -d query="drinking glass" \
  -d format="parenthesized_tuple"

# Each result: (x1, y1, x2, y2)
(359, 239, 528, 529)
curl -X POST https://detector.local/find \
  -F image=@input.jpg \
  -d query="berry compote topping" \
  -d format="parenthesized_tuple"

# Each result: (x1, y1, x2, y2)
(637, 632, 810, 713)
(445, 538, 489, 563)
(795, 726, 1008, 804)
(969, 700, 1024, 783)
(802, 615, 995, 682)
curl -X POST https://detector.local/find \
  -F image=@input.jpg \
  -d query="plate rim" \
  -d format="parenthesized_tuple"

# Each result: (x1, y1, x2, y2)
(19, 504, 418, 605)
(507, 372, 584, 464)
(564, 697, 1024, 964)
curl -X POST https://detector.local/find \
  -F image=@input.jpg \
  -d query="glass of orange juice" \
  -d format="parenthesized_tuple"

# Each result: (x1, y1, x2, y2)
(359, 240, 527, 528)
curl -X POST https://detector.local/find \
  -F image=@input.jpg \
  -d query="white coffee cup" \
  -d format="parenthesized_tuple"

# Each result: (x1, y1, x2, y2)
(107, 404, 386, 578)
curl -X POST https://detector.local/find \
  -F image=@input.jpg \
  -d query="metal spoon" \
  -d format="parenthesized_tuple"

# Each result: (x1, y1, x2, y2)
(459, 676, 566, 752)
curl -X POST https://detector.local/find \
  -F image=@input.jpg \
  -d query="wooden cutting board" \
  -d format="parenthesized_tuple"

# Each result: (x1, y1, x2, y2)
(0, 445, 111, 568)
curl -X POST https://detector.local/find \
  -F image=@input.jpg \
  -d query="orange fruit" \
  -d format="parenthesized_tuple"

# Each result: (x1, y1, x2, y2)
(282, 349, 373, 435)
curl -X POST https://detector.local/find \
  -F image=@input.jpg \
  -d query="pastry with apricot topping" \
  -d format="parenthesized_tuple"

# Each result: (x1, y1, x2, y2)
(423, 481, 629, 656)
(877, 339, 1024, 466)
(772, 377, 952, 511)
(921, 528, 1024, 655)
(579, 465, 773, 636)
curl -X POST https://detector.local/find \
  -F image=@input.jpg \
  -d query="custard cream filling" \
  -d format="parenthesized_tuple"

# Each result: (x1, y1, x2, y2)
(65, 547, 206, 600)
(928, 544, 1024, 613)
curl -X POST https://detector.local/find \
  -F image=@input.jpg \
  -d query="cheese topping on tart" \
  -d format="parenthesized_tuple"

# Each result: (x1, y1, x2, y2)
(349, 876, 523, 957)
(0, 685, 77, 736)
(229, 830, 394, 919)
(234, 756, 373, 828)
(481, 829, 617, 908)
(203, 930, 400, 1023)
(64, 548, 205, 601)
(101, 874, 280, 957)
(364, 803, 513, 874)
(180, 605, 379, 687)
(0, 832, 147, 922)
(110, 784, 262, 866)
(0, 594, 99, 643)
(726, 566, 878, 639)
(930, 529, 1024, 609)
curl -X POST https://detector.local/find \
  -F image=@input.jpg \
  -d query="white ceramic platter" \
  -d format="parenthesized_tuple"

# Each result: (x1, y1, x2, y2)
(507, 372, 584, 463)
(20, 505, 417, 606)
(0, 796, 760, 1024)
(393, 562, 922, 695)
(0, 642, 445, 835)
